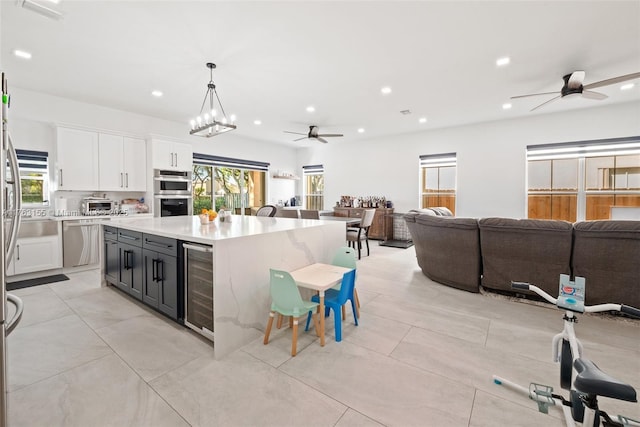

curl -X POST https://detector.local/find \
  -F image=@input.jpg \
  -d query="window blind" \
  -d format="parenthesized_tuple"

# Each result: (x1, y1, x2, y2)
(193, 153, 270, 171)
(419, 153, 456, 168)
(527, 136, 640, 161)
(16, 149, 49, 172)
(302, 164, 323, 174)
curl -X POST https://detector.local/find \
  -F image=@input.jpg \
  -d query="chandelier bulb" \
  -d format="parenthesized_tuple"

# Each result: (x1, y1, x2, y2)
(190, 120, 196, 130)
(211, 109, 217, 117)
(204, 113, 210, 123)
(230, 114, 236, 123)
(196, 116, 202, 125)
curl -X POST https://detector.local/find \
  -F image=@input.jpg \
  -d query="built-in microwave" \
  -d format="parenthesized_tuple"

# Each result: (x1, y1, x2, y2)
(154, 195, 193, 217)
(153, 169, 192, 195)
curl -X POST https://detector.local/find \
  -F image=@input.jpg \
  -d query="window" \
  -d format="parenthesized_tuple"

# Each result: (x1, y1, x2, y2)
(419, 153, 456, 214)
(303, 165, 324, 210)
(527, 137, 640, 221)
(16, 149, 49, 207)
(193, 154, 269, 215)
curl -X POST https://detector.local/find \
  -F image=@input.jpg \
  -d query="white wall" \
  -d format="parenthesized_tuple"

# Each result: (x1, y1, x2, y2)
(7, 88, 298, 206)
(298, 101, 640, 218)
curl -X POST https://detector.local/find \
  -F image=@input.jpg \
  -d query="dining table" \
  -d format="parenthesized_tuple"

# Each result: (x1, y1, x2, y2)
(289, 263, 352, 346)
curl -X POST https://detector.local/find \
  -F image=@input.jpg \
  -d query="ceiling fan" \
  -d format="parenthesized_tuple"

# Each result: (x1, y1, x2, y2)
(284, 125, 343, 144)
(512, 71, 640, 111)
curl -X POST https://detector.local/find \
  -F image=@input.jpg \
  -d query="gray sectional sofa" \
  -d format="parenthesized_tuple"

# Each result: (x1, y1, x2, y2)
(404, 211, 640, 307)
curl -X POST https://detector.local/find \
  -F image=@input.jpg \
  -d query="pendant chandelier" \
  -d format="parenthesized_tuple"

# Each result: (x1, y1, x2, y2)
(189, 62, 236, 137)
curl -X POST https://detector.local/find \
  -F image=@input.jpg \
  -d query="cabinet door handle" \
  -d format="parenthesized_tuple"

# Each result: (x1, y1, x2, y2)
(157, 259, 164, 282)
(124, 250, 132, 270)
(152, 258, 158, 282)
(120, 172, 123, 188)
(16, 244, 20, 261)
(119, 234, 138, 242)
(59, 169, 63, 187)
(125, 173, 129, 188)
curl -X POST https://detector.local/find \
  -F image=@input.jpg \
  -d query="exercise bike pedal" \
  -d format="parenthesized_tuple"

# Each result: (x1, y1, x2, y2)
(528, 383, 556, 414)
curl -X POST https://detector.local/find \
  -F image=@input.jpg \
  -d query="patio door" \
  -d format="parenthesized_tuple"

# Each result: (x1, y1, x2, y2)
(192, 154, 269, 215)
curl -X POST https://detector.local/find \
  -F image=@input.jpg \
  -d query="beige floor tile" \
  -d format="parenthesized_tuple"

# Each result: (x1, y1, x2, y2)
(150, 351, 346, 427)
(280, 340, 475, 426)
(8, 354, 188, 427)
(96, 314, 214, 382)
(335, 408, 384, 427)
(48, 269, 104, 300)
(469, 389, 565, 426)
(7, 314, 112, 391)
(9, 286, 74, 329)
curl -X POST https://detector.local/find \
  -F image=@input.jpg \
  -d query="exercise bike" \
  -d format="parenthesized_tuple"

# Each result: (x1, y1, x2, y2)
(493, 274, 640, 427)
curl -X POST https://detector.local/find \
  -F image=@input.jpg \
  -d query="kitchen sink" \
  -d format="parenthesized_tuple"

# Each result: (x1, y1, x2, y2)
(17, 219, 58, 239)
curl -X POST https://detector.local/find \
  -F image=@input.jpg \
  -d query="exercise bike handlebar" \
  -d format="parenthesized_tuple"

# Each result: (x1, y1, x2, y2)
(510, 281, 640, 317)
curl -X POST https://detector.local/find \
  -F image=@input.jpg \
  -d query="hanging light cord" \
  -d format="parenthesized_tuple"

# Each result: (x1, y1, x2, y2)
(198, 66, 228, 119)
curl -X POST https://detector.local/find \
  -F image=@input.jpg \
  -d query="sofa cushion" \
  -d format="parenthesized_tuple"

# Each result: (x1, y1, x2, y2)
(572, 220, 640, 307)
(479, 217, 573, 296)
(405, 214, 481, 292)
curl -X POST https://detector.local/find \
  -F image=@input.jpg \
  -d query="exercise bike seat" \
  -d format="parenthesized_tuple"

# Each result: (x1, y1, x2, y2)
(573, 358, 637, 402)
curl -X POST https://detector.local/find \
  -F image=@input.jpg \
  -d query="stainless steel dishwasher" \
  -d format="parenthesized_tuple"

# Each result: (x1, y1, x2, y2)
(63, 219, 106, 267)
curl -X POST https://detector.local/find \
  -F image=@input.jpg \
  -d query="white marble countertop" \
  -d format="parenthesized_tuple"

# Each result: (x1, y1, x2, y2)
(106, 215, 343, 245)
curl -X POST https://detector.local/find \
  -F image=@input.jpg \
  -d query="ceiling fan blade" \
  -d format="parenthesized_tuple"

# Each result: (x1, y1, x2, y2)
(582, 90, 608, 100)
(567, 71, 586, 89)
(317, 134, 343, 137)
(511, 91, 559, 99)
(530, 95, 561, 111)
(284, 131, 306, 136)
(584, 72, 640, 90)
(293, 137, 308, 142)
(316, 137, 329, 144)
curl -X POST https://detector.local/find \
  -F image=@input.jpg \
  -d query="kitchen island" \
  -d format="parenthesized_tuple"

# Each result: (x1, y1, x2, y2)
(102, 215, 345, 358)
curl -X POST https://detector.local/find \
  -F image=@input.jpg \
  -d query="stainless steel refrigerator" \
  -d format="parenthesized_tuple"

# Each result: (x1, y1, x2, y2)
(1, 72, 24, 427)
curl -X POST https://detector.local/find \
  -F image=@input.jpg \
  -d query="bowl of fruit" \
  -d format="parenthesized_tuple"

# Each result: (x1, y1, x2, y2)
(199, 209, 217, 224)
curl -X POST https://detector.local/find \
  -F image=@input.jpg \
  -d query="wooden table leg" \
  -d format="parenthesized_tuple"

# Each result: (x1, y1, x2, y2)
(319, 291, 325, 346)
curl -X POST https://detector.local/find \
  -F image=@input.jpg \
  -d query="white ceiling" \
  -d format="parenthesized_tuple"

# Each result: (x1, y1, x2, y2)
(1, 1, 639, 147)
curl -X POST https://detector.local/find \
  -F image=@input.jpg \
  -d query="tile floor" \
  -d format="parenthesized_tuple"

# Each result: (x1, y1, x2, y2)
(5, 246, 640, 426)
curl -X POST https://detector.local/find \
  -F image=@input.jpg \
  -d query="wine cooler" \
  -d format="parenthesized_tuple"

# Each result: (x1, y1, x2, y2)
(183, 242, 214, 342)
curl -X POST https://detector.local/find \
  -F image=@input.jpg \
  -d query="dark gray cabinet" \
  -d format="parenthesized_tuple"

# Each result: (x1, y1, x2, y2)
(104, 225, 119, 285)
(117, 229, 143, 300)
(142, 234, 179, 320)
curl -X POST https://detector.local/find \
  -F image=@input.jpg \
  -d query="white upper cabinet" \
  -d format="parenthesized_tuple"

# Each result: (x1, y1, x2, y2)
(151, 139, 192, 171)
(98, 134, 146, 191)
(56, 127, 99, 191)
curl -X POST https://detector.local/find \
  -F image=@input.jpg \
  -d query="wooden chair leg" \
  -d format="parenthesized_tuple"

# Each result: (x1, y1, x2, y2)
(291, 318, 299, 356)
(276, 313, 283, 329)
(264, 312, 275, 345)
(341, 304, 346, 321)
(289, 316, 293, 328)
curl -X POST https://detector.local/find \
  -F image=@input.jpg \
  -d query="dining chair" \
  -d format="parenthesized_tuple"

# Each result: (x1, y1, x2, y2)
(305, 269, 357, 342)
(275, 209, 299, 218)
(330, 246, 360, 319)
(300, 209, 320, 219)
(256, 205, 277, 217)
(346, 208, 376, 259)
(264, 269, 320, 356)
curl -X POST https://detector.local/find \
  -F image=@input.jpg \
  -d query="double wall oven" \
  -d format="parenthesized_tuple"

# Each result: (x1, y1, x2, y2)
(153, 169, 193, 217)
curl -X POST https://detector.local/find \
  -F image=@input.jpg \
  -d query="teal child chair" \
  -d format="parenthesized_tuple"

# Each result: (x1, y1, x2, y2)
(264, 269, 320, 356)
(305, 269, 358, 342)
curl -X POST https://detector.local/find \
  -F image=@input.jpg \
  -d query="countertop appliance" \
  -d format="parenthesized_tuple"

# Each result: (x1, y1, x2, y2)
(63, 218, 105, 268)
(81, 197, 116, 215)
(2, 72, 25, 427)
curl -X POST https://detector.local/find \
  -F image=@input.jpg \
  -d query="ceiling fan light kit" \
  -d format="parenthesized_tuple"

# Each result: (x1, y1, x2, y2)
(189, 62, 237, 138)
(283, 125, 343, 144)
(512, 70, 640, 112)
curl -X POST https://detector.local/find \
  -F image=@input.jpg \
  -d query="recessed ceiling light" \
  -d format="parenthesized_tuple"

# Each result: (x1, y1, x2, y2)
(254, 120, 262, 125)
(419, 117, 427, 123)
(381, 87, 392, 95)
(621, 83, 635, 91)
(306, 106, 315, 113)
(151, 90, 163, 97)
(13, 49, 32, 60)
(357, 128, 365, 133)
(496, 57, 510, 67)
(502, 103, 512, 110)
